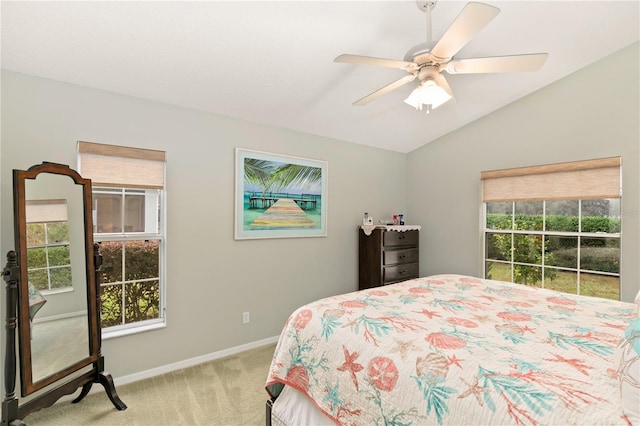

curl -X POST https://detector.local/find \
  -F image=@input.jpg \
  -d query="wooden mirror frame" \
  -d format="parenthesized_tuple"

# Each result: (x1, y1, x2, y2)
(2, 162, 126, 425)
(16, 162, 97, 395)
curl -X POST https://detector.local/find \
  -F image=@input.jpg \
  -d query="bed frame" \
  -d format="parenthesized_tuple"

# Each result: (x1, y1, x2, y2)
(265, 397, 275, 426)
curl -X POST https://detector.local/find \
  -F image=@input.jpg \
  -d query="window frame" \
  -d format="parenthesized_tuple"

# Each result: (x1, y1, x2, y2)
(93, 186, 166, 338)
(78, 141, 167, 339)
(482, 199, 622, 300)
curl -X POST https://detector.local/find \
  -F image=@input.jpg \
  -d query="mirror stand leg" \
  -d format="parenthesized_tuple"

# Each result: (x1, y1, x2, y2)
(97, 372, 127, 411)
(3, 251, 22, 426)
(70, 382, 93, 404)
(70, 372, 126, 411)
(2, 399, 24, 426)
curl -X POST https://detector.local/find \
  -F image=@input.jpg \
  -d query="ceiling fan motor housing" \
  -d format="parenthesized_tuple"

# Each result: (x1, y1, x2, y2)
(403, 41, 437, 65)
(417, 65, 440, 83)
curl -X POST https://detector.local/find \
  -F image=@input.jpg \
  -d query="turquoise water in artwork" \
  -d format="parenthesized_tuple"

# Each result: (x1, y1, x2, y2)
(242, 191, 323, 229)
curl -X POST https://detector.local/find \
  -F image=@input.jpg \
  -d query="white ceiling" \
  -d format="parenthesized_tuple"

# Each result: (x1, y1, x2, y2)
(1, 1, 638, 153)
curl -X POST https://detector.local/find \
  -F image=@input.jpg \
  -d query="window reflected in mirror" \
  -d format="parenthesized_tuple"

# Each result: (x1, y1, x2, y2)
(25, 200, 72, 292)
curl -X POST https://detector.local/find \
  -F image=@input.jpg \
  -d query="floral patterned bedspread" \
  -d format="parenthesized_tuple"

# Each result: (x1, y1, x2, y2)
(266, 274, 636, 425)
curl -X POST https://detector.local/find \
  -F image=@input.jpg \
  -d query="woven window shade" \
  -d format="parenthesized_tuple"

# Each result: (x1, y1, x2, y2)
(481, 157, 621, 202)
(26, 199, 68, 223)
(78, 141, 166, 189)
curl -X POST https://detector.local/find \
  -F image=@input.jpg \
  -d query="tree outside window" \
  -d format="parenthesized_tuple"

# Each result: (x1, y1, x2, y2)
(485, 199, 621, 300)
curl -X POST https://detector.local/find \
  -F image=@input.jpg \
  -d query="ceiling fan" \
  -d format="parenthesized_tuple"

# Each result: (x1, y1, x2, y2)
(334, 1, 548, 114)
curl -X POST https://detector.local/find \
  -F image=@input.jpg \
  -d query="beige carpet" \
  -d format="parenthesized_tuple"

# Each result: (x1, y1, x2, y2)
(31, 316, 89, 382)
(25, 343, 276, 426)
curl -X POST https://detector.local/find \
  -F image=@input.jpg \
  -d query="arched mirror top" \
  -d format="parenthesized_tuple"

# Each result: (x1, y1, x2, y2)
(17, 162, 91, 187)
(13, 162, 99, 395)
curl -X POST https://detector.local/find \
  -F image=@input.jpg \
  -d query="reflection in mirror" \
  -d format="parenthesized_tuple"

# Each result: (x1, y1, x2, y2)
(26, 200, 72, 291)
(25, 175, 90, 385)
(3, 162, 126, 425)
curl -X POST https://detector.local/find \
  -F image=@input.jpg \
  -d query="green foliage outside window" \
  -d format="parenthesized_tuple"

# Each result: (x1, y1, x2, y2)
(487, 214, 621, 234)
(27, 247, 47, 269)
(490, 229, 557, 285)
(485, 211, 620, 299)
(97, 240, 161, 328)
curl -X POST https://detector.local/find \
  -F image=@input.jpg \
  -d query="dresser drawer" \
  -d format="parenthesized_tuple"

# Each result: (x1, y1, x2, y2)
(384, 248, 418, 265)
(359, 227, 420, 290)
(383, 262, 419, 284)
(383, 230, 419, 247)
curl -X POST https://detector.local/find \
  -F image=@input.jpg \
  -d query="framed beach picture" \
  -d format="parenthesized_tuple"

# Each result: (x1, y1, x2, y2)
(234, 148, 328, 240)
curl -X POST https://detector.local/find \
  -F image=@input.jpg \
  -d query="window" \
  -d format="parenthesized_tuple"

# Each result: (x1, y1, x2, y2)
(78, 141, 166, 333)
(25, 200, 72, 292)
(481, 157, 621, 300)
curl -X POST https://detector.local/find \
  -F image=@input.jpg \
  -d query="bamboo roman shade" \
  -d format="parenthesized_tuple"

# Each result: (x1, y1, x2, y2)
(26, 199, 68, 223)
(481, 156, 621, 202)
(77, 141, 166, 188)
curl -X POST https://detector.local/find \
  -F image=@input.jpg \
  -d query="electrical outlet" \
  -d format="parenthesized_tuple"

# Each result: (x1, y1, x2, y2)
(242, 312, 250, 324)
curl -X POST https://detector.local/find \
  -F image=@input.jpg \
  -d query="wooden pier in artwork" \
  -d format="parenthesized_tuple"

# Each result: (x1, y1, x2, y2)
(249, 195, 317, 210)
(250, 199, 315, 229)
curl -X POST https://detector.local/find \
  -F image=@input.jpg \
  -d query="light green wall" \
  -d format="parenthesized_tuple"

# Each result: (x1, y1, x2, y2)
(0, 70, 408, 379)
(408, 42, 640, 303)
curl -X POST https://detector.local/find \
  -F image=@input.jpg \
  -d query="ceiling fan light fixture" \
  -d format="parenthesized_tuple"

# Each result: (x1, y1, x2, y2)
(404, 79, 452, 113)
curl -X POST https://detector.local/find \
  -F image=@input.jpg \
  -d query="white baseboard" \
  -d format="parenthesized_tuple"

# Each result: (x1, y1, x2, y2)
(33, 310, 86, 324)
(113, 335, 280, 387)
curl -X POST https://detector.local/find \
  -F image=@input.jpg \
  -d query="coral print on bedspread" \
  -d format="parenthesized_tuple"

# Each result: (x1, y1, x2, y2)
(266, 274, 637, 426)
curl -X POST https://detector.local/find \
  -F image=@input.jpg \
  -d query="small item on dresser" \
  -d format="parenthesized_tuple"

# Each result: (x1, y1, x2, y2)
(362, 212, 373, 225)
(392, 215, 398, 225)
(398, 214, 404, 225)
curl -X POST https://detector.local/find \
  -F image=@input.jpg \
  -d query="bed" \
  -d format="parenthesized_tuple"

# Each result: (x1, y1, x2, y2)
(265, 274, 640, 425)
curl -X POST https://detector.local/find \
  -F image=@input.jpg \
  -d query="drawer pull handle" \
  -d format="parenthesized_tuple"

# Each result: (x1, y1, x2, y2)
(399, 255, 406, 259)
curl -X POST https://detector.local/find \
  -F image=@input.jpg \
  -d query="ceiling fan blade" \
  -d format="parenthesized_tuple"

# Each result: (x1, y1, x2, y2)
(445, 53, 548, 74)
(434, 73, 454, 98)
(430, 2, 500, 61)
(335, 54, 417, 71)
(353, 75, 416, 106)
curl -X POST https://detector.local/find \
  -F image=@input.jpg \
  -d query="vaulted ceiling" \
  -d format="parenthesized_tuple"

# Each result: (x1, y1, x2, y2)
(2, 1, 638, 153)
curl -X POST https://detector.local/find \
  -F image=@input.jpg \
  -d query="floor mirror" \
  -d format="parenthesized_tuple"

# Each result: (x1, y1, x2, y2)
(2, 162, 126, 425)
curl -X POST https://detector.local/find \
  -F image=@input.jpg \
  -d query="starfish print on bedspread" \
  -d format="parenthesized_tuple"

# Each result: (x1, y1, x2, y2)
(458, 375, 490, 407)
(337, 345, 364, 391)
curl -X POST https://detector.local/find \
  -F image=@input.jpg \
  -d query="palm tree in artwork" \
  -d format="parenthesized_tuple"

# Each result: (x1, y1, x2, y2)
(271, 163, 322, 193)
(244, 158, 278, 196)
(244, 159, 321, 197)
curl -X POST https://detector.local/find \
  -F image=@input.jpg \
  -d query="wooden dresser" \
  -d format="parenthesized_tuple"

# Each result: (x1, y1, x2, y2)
(358, 226, 420, 290)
